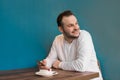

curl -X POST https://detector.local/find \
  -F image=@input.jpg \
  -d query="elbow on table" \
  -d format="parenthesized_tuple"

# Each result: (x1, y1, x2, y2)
(73, 63, 86, 72)
(74, 67, 86, 72)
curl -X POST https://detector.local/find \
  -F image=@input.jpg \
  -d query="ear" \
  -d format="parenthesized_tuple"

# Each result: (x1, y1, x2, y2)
(58, 26, 63, 33)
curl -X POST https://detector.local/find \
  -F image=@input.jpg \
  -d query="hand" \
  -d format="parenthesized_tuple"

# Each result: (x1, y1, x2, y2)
(52, 60, 61, 69)
(37, 59, 50, 70)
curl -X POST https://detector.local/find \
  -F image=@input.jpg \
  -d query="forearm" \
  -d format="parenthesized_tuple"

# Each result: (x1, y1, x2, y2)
(45, 57, 57, 68)
(59, 59, 88, 72)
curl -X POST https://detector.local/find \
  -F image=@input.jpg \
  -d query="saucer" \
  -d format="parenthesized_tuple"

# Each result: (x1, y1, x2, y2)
(35, 70, 58, 77)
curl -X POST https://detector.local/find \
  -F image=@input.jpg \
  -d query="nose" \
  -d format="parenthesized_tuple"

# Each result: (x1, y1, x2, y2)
(74, 24, 79, 29)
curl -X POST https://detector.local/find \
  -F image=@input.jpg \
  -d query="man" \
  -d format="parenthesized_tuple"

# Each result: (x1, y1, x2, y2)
(38, 10, 103, 80)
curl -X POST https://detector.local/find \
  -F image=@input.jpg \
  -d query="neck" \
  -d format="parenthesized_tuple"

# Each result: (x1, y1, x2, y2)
(64, 36, 74, 43)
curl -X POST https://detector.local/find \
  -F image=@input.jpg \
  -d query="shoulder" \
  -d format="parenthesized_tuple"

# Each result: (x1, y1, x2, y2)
(51, 34, 64, 47)
(80, 30, 91, 36)
(55, 34, 64, 40)
(53, 34, 64, 43)
(78, 30, 92, 41)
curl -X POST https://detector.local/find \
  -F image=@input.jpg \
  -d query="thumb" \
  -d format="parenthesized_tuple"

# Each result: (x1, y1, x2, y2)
(42, 59, 47, 65)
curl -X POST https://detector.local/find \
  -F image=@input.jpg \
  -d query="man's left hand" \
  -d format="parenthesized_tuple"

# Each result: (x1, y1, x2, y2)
(52, 60, 61, 69)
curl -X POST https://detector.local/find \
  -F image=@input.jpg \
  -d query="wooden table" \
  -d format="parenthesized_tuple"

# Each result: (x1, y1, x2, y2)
(0, 68, 99, 80)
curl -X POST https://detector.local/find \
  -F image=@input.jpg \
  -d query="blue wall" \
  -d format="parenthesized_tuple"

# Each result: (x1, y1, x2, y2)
(0, 0, 120, 80)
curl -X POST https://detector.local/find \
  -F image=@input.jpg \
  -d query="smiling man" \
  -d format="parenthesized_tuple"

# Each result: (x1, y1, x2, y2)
(38, 10, 103, 80)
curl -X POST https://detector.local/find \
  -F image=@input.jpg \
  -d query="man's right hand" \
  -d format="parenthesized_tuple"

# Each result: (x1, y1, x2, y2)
(37, 59, 50, 70)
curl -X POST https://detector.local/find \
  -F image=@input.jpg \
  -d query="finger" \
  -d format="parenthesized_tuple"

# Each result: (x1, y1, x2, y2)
(38, 60, 46, 66)
(40, 66, 50, 70)
(53, 64, 57, 69)
(37, 61, 44, 66)
(42, 59, 47, 65)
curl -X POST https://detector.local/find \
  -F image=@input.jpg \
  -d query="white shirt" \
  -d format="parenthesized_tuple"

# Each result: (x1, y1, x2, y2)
(46, 30, 103, 80)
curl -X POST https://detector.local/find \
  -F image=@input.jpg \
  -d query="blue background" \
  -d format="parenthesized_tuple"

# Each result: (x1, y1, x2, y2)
(0, 0, 120, 80)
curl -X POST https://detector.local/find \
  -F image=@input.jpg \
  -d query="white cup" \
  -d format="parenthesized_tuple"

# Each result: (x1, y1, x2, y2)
(35, 69, 58, 77)
(39, 69, 52, 74)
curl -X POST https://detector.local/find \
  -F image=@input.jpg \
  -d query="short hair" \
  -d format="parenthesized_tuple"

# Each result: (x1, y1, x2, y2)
(57, 10, 74, 27)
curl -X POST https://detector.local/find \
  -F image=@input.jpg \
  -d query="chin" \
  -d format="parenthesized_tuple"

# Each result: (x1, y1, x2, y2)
(74, 34, 79, 37)
(75, 36, 79, 38)
(72, 35, 79, 38)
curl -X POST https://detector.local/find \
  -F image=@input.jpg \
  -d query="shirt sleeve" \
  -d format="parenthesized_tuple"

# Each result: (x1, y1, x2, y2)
(59, 31, 96, 72)
(45, 37, 58, 68)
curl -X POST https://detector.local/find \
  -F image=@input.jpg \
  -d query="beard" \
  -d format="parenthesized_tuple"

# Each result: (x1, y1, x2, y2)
(63, 29, 80, 39)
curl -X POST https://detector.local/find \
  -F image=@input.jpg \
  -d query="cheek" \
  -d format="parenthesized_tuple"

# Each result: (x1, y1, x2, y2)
(63, 27, 74, 33)
(65, 29, 72, 33)
(69, 28, 75, 32)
